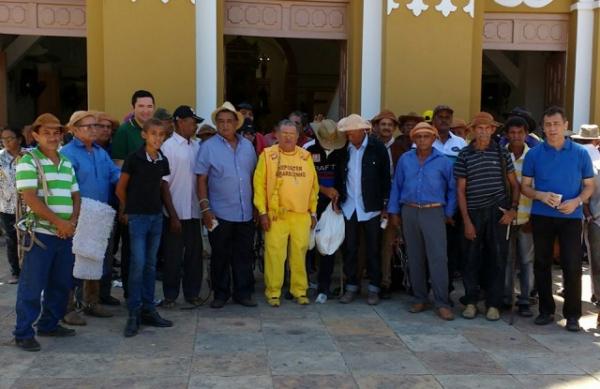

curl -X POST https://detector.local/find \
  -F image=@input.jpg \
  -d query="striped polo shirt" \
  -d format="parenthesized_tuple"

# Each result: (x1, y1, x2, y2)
(454, 141, 514, 210)
(508, 144, 532, 225)
(15, 147, 79, 235)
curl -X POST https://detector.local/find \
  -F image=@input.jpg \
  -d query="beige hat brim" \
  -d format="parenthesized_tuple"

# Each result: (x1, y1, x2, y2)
(211, 108, 244, 130)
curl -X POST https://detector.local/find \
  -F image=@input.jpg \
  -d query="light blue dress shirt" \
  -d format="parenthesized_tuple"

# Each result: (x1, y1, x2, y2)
(194, 134, 257, 222)
(60, 137, 121, 204)
(341, 136, 381, 222)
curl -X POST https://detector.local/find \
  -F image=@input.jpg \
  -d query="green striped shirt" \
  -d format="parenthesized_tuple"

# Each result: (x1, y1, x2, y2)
(15, 147, 79, 236)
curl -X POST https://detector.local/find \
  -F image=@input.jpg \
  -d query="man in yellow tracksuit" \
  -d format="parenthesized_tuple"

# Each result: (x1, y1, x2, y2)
(254, 119, 319, 307)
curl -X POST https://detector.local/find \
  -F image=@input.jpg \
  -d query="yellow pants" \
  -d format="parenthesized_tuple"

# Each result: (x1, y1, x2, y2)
(264, 212, 310, 299)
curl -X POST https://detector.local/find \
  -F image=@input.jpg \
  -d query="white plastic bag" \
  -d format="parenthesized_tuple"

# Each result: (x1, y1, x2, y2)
(315, 203, 345, 255)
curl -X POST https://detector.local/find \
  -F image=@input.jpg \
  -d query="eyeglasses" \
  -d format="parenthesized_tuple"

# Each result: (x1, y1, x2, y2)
(93, 124, 112, 130)
(76, 124, 98, 131)
(0, 136, 16, 142)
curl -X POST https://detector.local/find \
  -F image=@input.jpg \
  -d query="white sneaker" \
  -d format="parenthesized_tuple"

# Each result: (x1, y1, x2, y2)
(315, 293, 328, 304)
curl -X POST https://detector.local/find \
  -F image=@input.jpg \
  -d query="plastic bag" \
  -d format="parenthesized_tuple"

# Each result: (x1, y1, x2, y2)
(315, 203, 345, 255)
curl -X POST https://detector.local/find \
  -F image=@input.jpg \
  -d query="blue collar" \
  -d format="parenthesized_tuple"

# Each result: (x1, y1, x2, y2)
(542, 138, 572, 151)
(73, 137, 100, 150)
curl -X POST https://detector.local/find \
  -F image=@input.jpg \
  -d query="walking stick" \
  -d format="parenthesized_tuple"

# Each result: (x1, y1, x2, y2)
(507, 223, 516, 325)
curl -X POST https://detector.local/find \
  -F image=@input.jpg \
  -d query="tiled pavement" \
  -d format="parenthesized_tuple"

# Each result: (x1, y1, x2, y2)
(1, 243, 600, 388)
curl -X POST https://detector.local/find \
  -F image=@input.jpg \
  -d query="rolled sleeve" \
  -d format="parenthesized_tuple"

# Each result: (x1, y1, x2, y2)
(194, 145, 210, 176)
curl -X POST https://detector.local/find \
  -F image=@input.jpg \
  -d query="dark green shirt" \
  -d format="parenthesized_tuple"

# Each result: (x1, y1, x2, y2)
(111, 118, 144, 160)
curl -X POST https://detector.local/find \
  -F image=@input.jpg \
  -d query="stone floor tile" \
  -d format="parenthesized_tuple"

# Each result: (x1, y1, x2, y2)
(264, 331, 337, 352)
(322, 318, 395, 337)
(188, 375, 273, 389)
(513, 374, 600, 389)
(194, 332, 266, 354)
(191, 352, 269, 376)
(334, 335, 408, 353)
(399, 335, 479, 353)
(196, 316, 262, 333)
(343, 351, 428, 375)
(387, 320, 460, 335)
(489, 351, 585, 375)
(268, 351, 348, 376)
(435, 374, 521, 389)
(462, 328, 549, 353)
(564, 352, 600, 375)
(272, 374, 358, 389)
(530, 333, 600, 353)
(11, 376, 189, 389)
(416, 352, 507, 375)
(0, 344, 37, 378)
(354, 374, 443, 389)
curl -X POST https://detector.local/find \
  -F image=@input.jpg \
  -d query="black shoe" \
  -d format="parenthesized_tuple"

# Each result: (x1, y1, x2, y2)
(210, 298, 226, 309)
(15, 337, 41, 352)
(379, 287, 392, 300)
(534, 313, 555, 325)
(284, 291, 293, 300)
(566, 318, 581, 332)
(459, 295, 468, 306)
(517, 305, 533, 317)
(99, 295, 121, 306)
(141, 310, 173, 327)
(124, 314, 139, 337)
(234, 297, 258, 307)
(556, 288, 565, 298)
(37, 324, 76, 337)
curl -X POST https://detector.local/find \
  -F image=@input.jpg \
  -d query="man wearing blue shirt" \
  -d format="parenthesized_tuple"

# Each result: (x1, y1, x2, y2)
(195, 102, 258, 309)
(389, 122, 456, 320)
(521, 106, 595, 332)
(61, 111, 121, 319)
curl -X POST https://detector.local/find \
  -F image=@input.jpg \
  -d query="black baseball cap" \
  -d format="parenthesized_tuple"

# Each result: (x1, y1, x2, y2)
(173, 105, 204, 123)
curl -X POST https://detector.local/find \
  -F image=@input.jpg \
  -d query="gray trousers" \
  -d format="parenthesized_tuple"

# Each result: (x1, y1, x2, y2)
(587, 222, 600, 299)
(503, 225, 534, 306)
(401, 206, 450, 308)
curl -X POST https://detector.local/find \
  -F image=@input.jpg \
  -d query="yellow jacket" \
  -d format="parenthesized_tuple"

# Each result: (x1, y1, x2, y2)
(253, 145, 318, 219)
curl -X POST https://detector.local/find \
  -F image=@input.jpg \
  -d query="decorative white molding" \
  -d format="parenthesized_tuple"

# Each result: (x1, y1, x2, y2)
(483, 13, 568, 51)
(406, 0, 429, 16)
(463, 0, 475, 17)
(493, 0, 553, 8)
(0, 0, 86, 37)
(387, 0, 400, 15)
(223, 1, 349, 39)
(435, 0, 458, 17)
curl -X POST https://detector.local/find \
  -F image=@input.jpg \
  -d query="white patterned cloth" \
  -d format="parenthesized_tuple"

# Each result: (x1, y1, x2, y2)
(0, 149, 19, 214)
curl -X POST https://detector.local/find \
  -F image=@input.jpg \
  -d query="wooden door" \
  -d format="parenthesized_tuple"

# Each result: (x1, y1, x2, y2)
(545, 52, 566, 108)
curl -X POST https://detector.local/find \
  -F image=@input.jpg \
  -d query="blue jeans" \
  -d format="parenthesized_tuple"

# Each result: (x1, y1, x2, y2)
(127, 214, 163, 312)
(14, 233, 74, 340)
(504, 225, 534, 306)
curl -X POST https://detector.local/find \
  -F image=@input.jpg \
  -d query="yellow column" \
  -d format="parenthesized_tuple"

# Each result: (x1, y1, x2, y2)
(382, 2, 483, 120)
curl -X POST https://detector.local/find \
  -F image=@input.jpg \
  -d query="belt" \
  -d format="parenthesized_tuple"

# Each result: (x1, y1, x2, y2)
(406, 203, 443, 209)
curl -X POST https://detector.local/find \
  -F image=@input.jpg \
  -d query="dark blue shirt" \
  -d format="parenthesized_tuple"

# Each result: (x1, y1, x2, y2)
(61, 137, 121, 204)
(194, 134, 257, 222)
(388, 148, 457, 217)
(522, 139, 594, 219)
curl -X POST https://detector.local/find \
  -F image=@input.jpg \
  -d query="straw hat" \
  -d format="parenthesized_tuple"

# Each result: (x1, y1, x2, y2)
(337, 114, 372, 132)
(67, 111, 96, 128)
(371, 109, 398, 125)
(211, 101, 244, 130)
(451, 118, 467, 130)
(399, 111, 424, 125)
(32, 113, 64, 131)
(409, 122, 439, 141)
(571, 124, 600, 140)
(467, 112, 502, 128)
(310, 119, 346, 150)
(96, 112, 120, 130)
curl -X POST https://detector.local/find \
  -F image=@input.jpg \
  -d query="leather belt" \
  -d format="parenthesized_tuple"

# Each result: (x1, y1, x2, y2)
(406, 203, 443, 209)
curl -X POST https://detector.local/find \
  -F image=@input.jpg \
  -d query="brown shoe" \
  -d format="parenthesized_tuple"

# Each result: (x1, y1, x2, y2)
(367, 292, 380, 306)
(63, 310, 87, 326)
(436, 307, 455, 321)
(409, 303, 431, 313)
(84, 304, 113, 318)
(339, 290, 356, 304)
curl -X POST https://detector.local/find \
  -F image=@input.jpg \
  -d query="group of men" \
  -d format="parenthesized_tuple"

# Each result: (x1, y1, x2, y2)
(2, 87, 597, 352)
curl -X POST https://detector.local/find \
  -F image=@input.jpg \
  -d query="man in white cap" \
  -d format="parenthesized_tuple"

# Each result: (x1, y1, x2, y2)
(335, 114, 391, 305)
(304, 119, 346, 303)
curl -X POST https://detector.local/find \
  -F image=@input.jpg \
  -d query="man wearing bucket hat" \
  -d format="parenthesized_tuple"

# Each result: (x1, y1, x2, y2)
(455, 112, 520, 321)
(14, 113, 81, 351)
(372, 109, 412, 297)
(304, 119, 346, 303)
(196, 102, 258, 309)
(335, 114, 391, 305)
(61, 111, 121, 322)
(577, 125, 600, 315)
(521, 107, 595, 331)
(389, 122, 456, 320)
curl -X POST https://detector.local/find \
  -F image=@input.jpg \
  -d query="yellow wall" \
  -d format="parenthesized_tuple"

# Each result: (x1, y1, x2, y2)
(347, 0, 363, 114)
(87, 0, 195, 121)
(382, 7, 483, 121)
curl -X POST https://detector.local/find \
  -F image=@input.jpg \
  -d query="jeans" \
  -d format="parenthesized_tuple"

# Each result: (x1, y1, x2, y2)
(343, 212, 382, 293)
(14, 233, 74, 339)
(462, 205, 508, 309)
(504, 224, 534, 306)
(208, 219, 255, 301)
(127, 214, 163, 312)
(162, 218, 203, 301)
(531, 215, 582, 320)
(0, 212, 20, 276)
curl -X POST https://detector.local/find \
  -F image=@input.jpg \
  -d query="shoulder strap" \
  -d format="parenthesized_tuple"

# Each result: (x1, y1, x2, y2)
(497, 144, 511, 199)
(27, 152, 50, 205)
